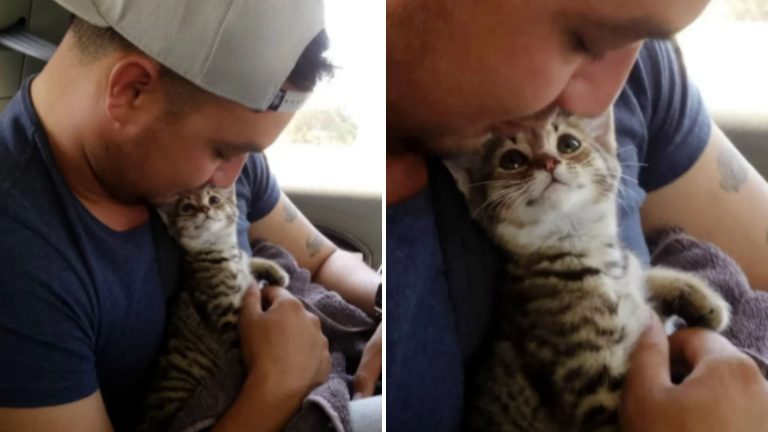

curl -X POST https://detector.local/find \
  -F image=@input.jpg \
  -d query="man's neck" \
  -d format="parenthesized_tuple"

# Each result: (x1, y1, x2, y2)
(29, 54, 149, 231)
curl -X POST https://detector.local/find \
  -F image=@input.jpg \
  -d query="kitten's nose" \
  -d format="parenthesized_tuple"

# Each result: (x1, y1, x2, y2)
(199, 205, 211, 214)
(532, 155, 560, 173)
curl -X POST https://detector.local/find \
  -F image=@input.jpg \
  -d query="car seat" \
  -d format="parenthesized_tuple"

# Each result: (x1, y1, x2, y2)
(0, 0, 70, 111)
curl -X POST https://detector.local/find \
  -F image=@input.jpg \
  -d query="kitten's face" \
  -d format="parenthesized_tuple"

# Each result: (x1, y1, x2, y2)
(458, 109, 620, 226)
(157, 185, 239, 251)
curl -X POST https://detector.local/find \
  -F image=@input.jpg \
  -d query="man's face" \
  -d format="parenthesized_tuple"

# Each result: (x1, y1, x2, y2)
(90, 91, 295, 206)
(387, 0, 710, 154)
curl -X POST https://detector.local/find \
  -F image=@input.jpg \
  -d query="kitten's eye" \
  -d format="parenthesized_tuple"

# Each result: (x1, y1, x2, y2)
(499, 150, 529, 171)
(181, 203, 197, 214)
(209, 195, 221, 206)
(557, 134, 582, 154)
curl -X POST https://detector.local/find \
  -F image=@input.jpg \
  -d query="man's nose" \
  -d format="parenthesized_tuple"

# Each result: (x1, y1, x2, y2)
(209, 154, 248, 188)
(495, 107, 558, 135)
(555, 43, 642, 116)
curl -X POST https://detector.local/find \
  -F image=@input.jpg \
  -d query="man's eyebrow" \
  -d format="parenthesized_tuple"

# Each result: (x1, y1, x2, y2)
(209, 139, 264, 153)
(568, 13, 678, 40)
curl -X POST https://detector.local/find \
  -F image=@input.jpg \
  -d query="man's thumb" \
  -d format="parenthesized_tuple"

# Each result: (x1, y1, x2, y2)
(241, 283, 263, 315)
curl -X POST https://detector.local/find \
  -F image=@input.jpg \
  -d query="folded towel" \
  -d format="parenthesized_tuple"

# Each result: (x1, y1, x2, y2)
(647, 227, 768, 377)
(167, 241, 378, 432)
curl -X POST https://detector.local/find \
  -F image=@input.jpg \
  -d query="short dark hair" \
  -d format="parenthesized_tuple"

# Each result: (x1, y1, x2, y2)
(68, 17, 334, 111)
(287, 30, 335, 91)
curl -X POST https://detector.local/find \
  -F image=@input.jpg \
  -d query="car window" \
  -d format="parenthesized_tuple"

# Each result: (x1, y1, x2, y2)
(677, 0, 768, 122)
(265, 0, 384, 198)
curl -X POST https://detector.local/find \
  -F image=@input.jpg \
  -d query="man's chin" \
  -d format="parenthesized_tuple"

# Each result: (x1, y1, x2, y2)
(397, 132, 489, 158)
(146, 194, 180, 207)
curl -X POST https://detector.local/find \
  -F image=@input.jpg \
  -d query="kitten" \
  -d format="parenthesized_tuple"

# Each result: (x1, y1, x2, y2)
(136, 184, 289, 432)
(448, 109, 730, 432)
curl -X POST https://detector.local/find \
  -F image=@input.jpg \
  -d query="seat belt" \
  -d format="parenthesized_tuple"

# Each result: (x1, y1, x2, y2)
(0, 21, 56, 61)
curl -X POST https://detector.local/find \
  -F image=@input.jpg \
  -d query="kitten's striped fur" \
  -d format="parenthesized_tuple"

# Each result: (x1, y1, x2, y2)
(449, 109, 729, 431)
(136, 185, 288, 432)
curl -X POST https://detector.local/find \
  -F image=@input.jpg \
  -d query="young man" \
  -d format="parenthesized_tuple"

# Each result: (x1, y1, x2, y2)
(387, 0, 768, 430)
(0, 1, 381, 431)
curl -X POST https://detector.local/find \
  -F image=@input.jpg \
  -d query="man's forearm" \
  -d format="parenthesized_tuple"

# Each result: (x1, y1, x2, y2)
(211, 372, 301, 432)
(314, 249, 380, 317)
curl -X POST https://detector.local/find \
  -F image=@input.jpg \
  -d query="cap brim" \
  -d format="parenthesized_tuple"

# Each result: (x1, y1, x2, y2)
(53, 0, 109, 27)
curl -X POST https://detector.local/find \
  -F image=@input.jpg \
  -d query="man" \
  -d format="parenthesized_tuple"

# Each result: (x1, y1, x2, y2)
(0, 1, 381, 431)
(387, 0, 768, 430)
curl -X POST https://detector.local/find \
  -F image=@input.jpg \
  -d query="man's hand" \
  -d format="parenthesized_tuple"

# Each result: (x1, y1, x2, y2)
(353, 323, 382, 399)
(239, 285, 332, 401)
(621, 315, 768, 432)
(213, 285, 331, 432)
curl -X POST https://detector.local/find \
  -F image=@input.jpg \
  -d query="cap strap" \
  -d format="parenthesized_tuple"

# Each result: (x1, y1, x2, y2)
(266, 89, 310, 112)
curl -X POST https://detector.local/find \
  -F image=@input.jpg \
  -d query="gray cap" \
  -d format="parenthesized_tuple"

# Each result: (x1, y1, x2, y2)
(53, 0, 324, 111)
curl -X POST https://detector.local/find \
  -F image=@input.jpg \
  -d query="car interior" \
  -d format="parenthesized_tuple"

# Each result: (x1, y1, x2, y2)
(678, 0, 768, 178)
(0, 0, 382, 270)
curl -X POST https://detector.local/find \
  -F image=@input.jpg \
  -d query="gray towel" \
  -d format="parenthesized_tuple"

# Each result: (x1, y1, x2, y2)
(647, 227, 768, 377)
(167, 241, 378, 432)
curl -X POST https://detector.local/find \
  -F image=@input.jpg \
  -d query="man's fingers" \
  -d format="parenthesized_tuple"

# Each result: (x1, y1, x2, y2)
(353, 326, 382, 400)
(261, 285, 295, 307)
(625, 314, 672, 390)
(353, 347, 382, 400)
(669, 327, 742, 370)
(241, 283, 262, 314)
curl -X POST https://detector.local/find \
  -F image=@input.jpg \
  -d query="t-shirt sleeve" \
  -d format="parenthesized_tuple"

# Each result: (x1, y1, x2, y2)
(634, 39, 712, 192)
(236, 153, 282, 223)
(0, 221, 98, 407)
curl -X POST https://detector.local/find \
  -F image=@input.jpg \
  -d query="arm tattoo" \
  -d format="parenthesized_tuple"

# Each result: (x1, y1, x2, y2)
(306, 233, 324, 258)
(283, 200, 299, 223)
(717, 146, 748, 193)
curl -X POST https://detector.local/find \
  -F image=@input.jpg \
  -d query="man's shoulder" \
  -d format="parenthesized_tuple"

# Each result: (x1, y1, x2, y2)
(236, 152, 281, 222)
(0, 89, 69, 226)
(0, 110, 76, 280)
(0, 91, 40, 194)
(0, 207, 72, 273)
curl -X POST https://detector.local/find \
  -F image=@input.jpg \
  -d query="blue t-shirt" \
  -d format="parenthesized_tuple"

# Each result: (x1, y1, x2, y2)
(0, 78, 281, 431)
(386, 39, 711, 431)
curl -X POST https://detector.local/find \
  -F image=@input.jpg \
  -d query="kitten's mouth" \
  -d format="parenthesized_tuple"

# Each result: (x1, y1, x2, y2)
(193, 215, 218, 230)
(542, 178, 567, 193)
(527, 176, 569, 205)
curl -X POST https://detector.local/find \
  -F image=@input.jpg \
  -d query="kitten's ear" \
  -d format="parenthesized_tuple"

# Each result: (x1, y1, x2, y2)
(582, 107, 616, 152)
(155, 204, 173, 227)
(228, 184, 238, 203)
(445, 149, 483, 201)
(216, 184, 237, 203)
(444, 159, 471, 200)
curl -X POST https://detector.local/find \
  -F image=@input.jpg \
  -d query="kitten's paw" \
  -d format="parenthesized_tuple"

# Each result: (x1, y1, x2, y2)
(646, 267, 730, 332)
(250, 258, 290, 287)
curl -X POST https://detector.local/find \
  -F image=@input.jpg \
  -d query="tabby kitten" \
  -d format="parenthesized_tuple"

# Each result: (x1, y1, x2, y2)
(136, 185, 289, 432)
(448, 109, 730, 432)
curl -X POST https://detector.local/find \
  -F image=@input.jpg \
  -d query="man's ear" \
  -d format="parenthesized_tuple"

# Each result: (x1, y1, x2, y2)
(104, 56, 162, 128)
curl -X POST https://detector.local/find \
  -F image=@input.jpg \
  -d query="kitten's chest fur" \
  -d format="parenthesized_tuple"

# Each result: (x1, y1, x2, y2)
(182, 248, 254, 339)
(475, 214, 652, 430)
(499, 240, 649, 377)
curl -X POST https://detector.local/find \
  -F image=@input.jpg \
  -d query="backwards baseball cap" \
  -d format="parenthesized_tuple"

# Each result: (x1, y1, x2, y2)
(53, 0, 324, 112)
